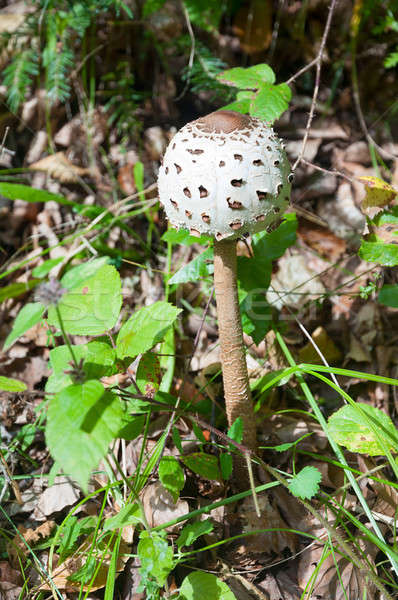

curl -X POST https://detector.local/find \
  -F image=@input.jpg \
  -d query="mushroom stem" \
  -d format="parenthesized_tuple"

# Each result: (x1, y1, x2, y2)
(213, 239, 258, 457)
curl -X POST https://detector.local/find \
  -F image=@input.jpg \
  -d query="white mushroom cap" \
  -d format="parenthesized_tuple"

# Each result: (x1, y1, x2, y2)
(158, 110, 292, 240)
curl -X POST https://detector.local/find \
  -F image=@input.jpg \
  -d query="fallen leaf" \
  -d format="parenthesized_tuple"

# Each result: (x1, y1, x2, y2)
(29, 152, 91, 183)
(298, 326, 342, 364)
(358, 176, 397, 209)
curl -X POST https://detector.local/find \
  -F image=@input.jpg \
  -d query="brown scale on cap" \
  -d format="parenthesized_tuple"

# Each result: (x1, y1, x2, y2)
(195, 110, 252, 134)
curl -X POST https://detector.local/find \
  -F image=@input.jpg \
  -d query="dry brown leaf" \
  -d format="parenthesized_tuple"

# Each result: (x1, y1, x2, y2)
(117, 163, 137, 195)
(7, 521, 56, 567)
(0, 14, 25, 33)
(40, 536, 130, 592)
(298, 222, 346, 262)
(33, 476, 80, 521)
(141, 481, 189, 531)
(29, 152, 91, 183)
(297, 538, 377, 600)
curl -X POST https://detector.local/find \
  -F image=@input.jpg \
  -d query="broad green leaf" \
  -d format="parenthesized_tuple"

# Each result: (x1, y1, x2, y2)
(48, 264, 122, 335)
(117, 414, 146, 440)
(46, 380, 125, 490)
(176, 519, 214, 549)
(217, 64, 275, 89)
(168, 247, 213, 284)
(179, 572, 237, 600)
(136, 352, 161, 397)
(379, 284, 398, 308)
(137, 531, 174, 586)
(162, 228, 211, 246)
(288, 466, 322, 499)
(0, 182, 76, 207)
(116, 301, 181, 359)
(222, 97, 251, 114)
(328, 403, 398, 456)
(358, 176, 397, 208)
(0, 279, 40, 303)
(159, 456, 185, 502)
(359, 240, 398, 266)
(0, 375, 27, 392)
(103, 502, 144, 531)
(250, 82, 292, 122)
(181, 453, 221, 481)
(219, 453, 233, 480)
(32, 257, 64, 278)
(45, 341, 117, 396)
(228, 417, 243, 445)
(3, 302, 46, 350)
(60, 257, 109, 290)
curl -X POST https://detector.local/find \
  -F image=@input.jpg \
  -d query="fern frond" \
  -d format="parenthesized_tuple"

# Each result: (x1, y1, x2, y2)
(3, 48, 39, 112)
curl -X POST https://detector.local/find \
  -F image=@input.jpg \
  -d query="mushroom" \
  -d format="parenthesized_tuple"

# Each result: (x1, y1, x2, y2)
(158, 109, 292, 461)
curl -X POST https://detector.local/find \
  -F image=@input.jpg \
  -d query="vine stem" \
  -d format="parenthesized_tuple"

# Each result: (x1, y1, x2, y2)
(213, 239, 257, 481)
(55, 305, 79, 370)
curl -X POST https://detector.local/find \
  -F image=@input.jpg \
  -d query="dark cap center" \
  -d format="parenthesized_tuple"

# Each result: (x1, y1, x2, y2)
(195, 110, 252, 134)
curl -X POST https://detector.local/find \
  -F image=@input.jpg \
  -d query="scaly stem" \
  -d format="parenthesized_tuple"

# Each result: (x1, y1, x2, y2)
(213, 239, 257, 458)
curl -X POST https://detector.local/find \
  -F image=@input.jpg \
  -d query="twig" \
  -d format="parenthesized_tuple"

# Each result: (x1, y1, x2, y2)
(292, 0, 338, 171)
(175, 0, 196, 101)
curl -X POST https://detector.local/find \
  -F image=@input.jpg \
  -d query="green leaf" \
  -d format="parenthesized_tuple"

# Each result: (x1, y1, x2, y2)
(45, 341, 116, 396)
(179, 572, 237, 600)
(379, 284, 398, 308)
(250, 82, 292, 122)
(46, 381, 125, 490)
(48, 264, 122, 335)
(0, 279, 40, 303)
(181, 453, 221, 481)
(133, 161, 145, 202)
(32, 258, 64, 278)
(117, 414, 146, 441)
(328, 403, 398, 456)
(227, 417, 243, 445)
(103, 502, 144, 531)
(162, 228, 211, 246)
(222, 97, 251, 114)
(0, 375, 27, 392)
(116, 301, 181, 360)
(3, 302, 46, 351)
(0, 182, 76, 207)
(183, 0, 223, 31)
(288, 466, 322, 499)
(136, 352, 161, 396)
(219, 453, 233, 480)
(217, 64, 275, 88)
(358, 240, 398, 266)
(60, 257, 110, 289)
(159, 456, 185, 502)
(137, 531, 174, 586)
(168, 247, 214, 284)
(176, 519, 214, 549)
(58, 516, 96, 563)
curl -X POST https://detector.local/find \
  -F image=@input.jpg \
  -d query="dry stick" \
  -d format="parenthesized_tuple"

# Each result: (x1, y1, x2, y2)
(213, 239, 257, 458)
(292, 0, 338, 172)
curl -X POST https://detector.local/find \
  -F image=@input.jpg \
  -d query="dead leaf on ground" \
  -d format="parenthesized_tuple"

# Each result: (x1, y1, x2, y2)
(33, 476, 80, 521)
(141, 481, 189, 530)
(29, 152, 91, 183)
(297, 536, 377, 600)
(298, 326, 342, 364)
(7, 521, 56, 567)
(298, 222, 346, 262)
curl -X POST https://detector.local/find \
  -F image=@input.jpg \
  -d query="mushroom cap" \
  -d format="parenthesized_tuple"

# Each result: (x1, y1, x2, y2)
(158, 110, 292, 240)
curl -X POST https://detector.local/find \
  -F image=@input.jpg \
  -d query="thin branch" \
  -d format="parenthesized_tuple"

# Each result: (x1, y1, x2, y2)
(292, 0, 338, 171)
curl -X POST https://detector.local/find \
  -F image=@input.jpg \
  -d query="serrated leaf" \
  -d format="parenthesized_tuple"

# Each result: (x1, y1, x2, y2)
(60, 257, 110, 289)
(46, 380, 124, 490)
(177, 519, 214, 548)
(288, 466, 322, 499)
(168, 247, 213, 284)
(48, 264, 122, 335)
(179, 572, 237, 600)
(3, 302, 46, 351)
(217, 64, 275, 88)
(328, 403, 398, 456)
(0, 375, 27, 392)
(358, 176, 397, 208)
(250, 82, 292, 122)
(379, 284, 398, 308)
(358, 240, 398, 266)
(45, 341, 117, 396)
(159, 456, 185, 502)
(137, 531, 174, 586)
(181, 453, 221, 480)
(116, 301, 181, 359)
